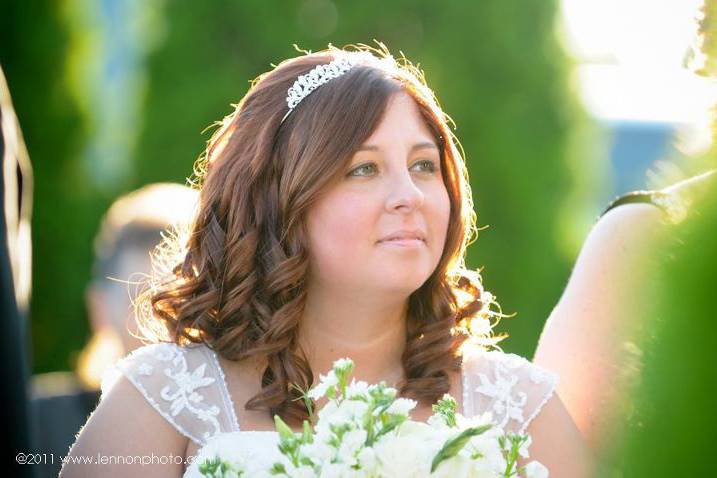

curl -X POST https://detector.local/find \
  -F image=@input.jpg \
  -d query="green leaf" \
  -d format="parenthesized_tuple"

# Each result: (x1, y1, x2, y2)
(274, 414, 295, 441)
(198, 456, 221, 476)
(270, 462, 287, 475)
(430, 425, 492, 473)
(502, 432, 529, 476)
(374, 414, 407, 440)
(197, 455, 244, 477)
(432, 394, 458, 427)
(302, 419, 313, 443)
(289, 382, 315, 421)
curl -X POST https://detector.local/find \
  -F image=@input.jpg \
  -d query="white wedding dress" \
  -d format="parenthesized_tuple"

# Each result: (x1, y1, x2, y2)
(100, 342, 559, 477)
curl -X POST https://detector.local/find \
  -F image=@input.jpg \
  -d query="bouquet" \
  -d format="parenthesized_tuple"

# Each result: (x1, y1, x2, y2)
(197, 358, 548, 477)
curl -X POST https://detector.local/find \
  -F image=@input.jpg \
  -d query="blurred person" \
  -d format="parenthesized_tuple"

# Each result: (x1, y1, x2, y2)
(534, 0, 717, 458)
(533, 169, 716, 458)
(610, 179, 717, 475)
(78, 182, 199, 385)
(62, 44, 594, 477)
(31, 182, 197, 478)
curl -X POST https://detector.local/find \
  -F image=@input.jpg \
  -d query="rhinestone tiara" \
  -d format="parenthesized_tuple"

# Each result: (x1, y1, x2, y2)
(280, 53, 370, 124)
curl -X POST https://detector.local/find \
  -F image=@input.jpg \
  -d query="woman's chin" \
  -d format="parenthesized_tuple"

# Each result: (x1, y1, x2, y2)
(372, 272, 431, 294)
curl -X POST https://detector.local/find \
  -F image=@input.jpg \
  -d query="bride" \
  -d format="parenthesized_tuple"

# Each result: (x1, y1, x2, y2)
(60, 45, 593, 477)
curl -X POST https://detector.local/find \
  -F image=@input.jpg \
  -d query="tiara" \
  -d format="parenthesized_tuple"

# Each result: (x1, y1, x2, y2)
(280, 54, 364, 123)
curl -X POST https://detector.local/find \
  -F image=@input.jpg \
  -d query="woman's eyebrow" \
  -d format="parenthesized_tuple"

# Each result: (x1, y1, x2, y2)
(356, 142, 438, 153)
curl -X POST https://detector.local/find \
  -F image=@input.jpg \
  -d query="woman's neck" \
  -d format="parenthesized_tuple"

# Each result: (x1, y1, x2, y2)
(298, 285, 409, 387)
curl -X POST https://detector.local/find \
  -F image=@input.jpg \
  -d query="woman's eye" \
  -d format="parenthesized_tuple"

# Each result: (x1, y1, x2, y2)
(348, 163, 378, 177)
(348, 159, 438, 177)
(411, 159, 437, 173)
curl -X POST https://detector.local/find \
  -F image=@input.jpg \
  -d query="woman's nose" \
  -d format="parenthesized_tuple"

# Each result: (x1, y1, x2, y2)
(384, 171, 425, 213)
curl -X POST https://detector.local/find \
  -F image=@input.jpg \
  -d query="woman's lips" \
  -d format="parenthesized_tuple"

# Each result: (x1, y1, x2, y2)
(377, 238, 425, 248)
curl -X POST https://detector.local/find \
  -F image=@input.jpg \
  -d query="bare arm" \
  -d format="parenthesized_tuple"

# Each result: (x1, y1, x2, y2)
(533, 202, 666, 451)
(59, 375, 189, 478)
(522, 392, 596, 477)
(533, 170, 716, 451)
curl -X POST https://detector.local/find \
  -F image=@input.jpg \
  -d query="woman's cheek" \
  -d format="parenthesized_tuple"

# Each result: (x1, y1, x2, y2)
(337, 191, 376, 226)
(321, 193, 373, 248)
(434, 188, 451, 252)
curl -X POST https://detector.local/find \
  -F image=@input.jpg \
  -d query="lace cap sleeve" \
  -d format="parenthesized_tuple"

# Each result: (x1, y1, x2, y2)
(462, 348, 559, 434)
(100, 342, 238, 445)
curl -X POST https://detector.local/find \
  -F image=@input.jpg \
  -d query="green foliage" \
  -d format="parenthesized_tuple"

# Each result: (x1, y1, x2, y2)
(431, 424, 492, 473)
(609, 8, 717, 473)
(697, 0, 717, 78)
(432, 394, 458, 427)
(198, 456, 244, 478)
(607, 189, 717, 476)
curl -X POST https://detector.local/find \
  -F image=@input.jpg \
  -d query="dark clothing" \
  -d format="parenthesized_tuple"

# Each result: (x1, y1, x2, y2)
(29, 372, 101, 478)
(600, 172, 716, 223)
(601, 189, 671, 218)
(0, 64, 34, 478)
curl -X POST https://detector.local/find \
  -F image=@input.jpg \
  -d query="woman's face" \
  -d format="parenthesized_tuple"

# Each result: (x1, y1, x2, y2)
(305, 91, 451, 297)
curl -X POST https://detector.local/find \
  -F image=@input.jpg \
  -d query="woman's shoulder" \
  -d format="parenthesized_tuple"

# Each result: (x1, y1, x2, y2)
(100, 342, 206, 394)
(99, 341, 236, 446)
(61, 367, 189, 477)
(463, 346, 559, 384)
(461, 346, 559, 434)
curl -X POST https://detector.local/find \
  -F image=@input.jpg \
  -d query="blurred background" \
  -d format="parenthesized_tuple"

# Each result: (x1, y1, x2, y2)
(1, 0, 716, 475)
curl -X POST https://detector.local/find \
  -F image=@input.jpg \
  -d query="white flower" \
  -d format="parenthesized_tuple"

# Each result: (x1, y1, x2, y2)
(396, 420, 442, 441)
(385, 398, 417, 416)
(333, 357, 354, 372)
(193, 432, 247, 472)
(301, 440, 335, 465)
(519, 435, 532, 458)
(308, 370, 339, 400)
(337, 429, 367, 464)
(345, 379, 370, 399)
(318, 462, 360, 478)
(525, 460, 550, 478)
(317, 398, 368, 430)
(189, 356, 550, 478)
(357, 446, 378, 473)
(427, 414, 451, 430)
(456, 410, 497, 432)
(282, 462, 318, 478)
(428, 412, 507, 477)
(465, 434, 506, 473)
(373, 432, 434, 477)
(430, 454, 472, 478)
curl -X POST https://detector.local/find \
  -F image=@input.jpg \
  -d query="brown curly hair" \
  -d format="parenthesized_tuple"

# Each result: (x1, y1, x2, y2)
(137, 43, 506, 425)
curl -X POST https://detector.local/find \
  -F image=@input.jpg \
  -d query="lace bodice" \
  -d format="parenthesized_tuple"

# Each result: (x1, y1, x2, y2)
(100, 343, 559, 477)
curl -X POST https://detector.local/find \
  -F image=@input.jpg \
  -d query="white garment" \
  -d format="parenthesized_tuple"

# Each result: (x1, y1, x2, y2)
(100, 342, 559, 477)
